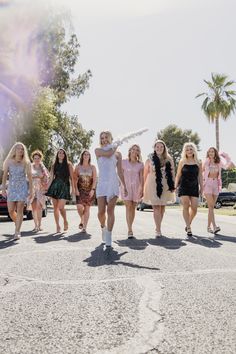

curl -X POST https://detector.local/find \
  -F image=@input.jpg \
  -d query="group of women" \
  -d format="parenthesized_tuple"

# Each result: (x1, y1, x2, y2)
(1, 131, 235, 246)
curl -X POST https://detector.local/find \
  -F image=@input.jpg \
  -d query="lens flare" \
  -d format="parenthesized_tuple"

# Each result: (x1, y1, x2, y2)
(0, 0, 59, 152)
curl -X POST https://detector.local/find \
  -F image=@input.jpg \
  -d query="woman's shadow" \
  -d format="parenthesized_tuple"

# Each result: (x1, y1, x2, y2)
(115, 235, 187, 250)
(83, 244, 160, 270)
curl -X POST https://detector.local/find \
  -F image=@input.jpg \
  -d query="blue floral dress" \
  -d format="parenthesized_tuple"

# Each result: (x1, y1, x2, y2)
(7, 163, 28, 202)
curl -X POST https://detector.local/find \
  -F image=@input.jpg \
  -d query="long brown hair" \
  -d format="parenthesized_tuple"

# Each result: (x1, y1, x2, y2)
(79, 150, 91, 165)
(206, 147, 220, 164)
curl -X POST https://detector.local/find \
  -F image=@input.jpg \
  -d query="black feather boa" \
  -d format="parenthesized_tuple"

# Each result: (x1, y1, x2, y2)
(152, 152, 175, 198)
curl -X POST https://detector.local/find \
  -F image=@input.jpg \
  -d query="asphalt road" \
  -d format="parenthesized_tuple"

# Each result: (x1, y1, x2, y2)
(0, 206, 236, 354)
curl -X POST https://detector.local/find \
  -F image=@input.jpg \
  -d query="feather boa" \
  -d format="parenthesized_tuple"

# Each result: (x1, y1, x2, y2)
(112, 128, 148, 148)
(151, 152, 175, 198)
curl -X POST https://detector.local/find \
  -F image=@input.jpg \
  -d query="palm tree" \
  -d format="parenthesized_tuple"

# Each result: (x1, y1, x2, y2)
(196, 73, 236, 151)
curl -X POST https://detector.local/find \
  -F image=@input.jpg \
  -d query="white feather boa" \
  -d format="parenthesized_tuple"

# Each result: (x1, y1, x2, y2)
(112, 128, 148, 148)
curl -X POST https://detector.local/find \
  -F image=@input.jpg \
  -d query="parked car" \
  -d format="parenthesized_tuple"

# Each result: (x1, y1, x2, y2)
(214, 192, 236, 209)
(136, 202, 153, 211)
(0, 189, 48, 220)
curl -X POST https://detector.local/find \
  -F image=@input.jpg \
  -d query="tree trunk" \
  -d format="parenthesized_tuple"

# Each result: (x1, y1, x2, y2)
(215, 115, 220, 151)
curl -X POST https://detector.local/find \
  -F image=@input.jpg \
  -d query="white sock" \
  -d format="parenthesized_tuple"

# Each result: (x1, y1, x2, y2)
(106, 230, 112, 247)
(102, 226, 106, 243)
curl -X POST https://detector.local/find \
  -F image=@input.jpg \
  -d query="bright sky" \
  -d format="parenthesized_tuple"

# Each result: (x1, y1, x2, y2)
(57, 0, 236, 165)
(10, 0, 236, 164)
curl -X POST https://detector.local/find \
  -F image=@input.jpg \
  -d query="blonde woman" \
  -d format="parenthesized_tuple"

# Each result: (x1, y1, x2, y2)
(2, 142, 33, 240)
(30, 150, 50, 232)
(95, 131, 127, 248)
(121, 144, 144, 238)
(175, 142, 203, 237)
(143, 140, 175, 237)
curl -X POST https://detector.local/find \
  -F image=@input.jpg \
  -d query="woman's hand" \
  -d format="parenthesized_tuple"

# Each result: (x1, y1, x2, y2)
(76, 190, 80, 197)
(28, 191, 33, 201)
(199, 186, 203, 196)
(2, 189, 7, 198)
(138, 187, 143, 199)
(89, 189, 95, 198)
(124, 186, 128, 197)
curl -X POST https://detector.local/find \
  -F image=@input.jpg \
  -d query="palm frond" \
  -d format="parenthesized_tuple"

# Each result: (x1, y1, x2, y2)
(224, 80, 235, 88)
(225, 90, 236, 97)
(195, 92, 207, 98)
(201, 97, 209, 111)
(212, 73, 227, 87)
(204, 80, 214, 89)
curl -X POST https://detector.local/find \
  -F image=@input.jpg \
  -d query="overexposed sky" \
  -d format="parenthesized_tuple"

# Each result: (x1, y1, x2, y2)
(9, 0, 236, 163)
(59, 0, 236, 164)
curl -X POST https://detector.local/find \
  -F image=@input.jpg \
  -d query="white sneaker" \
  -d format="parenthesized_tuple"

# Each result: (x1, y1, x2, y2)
(102, 227, 106, 244)
(105, 230, 112, 247)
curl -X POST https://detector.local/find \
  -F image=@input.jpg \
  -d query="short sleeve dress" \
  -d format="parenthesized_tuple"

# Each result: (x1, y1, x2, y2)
(120, 159, 144, 203)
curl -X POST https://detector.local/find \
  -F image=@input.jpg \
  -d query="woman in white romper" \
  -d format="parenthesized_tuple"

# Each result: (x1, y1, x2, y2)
(95, 131, 127, 247)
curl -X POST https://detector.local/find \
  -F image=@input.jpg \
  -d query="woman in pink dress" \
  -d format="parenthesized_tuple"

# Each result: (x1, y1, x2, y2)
(202, 147, 235, 235)
(121, 144, 144, 238)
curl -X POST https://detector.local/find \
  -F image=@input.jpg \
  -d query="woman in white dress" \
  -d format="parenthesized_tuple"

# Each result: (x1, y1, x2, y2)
(95, 131, 127, 247)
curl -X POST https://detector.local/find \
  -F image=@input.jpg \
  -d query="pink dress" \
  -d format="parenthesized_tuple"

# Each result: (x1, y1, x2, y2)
(120, 159, 144, 202)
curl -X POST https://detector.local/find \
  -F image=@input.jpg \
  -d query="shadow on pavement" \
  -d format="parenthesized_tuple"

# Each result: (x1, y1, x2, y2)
(115, 239, 149, 250)
(83, 245, 160, 270)
(67, 232, 91, 242)
(148, 236, 187, 249)
(215, 233, 236, 243)
(115, 236, 186, 250)
(33, 233, 65, 243)
(185, 235, 222, 248)
(0, 237, 18, 249)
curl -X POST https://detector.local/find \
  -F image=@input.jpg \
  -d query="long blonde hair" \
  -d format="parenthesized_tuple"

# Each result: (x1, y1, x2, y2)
(128, 144, 142, 162)
(181, 142, 199, 164)
(3, 142, 30, 170)
(99, 131, 113, 146)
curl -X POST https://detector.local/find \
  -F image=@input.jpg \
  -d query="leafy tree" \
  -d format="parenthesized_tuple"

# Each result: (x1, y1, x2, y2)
(18, 88, 57, 165)
(196, 73, 236, 151)
(221, 168, 236, 189)
(38, 15, 92, 106)
(0, 11, 94, 169)
(157, 124, 200, 168)
(52, 111, 94, 165)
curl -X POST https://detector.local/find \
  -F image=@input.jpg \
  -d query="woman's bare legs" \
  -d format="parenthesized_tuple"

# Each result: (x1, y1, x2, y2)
(77, 204, 84, 227)
(153, 205, 165, 235)
(124, 201, 137, 235)
(181, 196, 191, 229)
(31, 199, 42, 230)
(83, 205, 90, 230)
(52, 198, 60, 232)
(7, 201, 17, 223)
(205, 194, 218, 230)
(58, 199, 68, 231)
(15, 202, 25, 238)
(97, 197, 106, 228)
